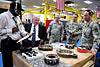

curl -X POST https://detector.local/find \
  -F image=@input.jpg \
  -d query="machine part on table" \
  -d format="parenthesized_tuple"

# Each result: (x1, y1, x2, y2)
(44, 54, 59, 65)
(65, 43, 74, 49)
(20, 46, 32, 53)
(57, 49, 77, 58)
(77, 46, 88, 53)
(15, 49, 72, 67)
(22, 49, 43, 60)
(38, 45, 53, 51)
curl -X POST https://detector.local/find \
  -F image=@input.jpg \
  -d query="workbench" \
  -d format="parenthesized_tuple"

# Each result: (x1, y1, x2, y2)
(13, 46, 93, 67)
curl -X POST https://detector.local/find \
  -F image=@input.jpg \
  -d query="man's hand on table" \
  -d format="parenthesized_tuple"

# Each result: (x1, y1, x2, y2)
(89, 50, 96, 56)
(39, 39, 44, 44)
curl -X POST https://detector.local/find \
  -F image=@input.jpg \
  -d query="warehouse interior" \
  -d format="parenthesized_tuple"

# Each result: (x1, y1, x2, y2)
(0, 0, 100, 67)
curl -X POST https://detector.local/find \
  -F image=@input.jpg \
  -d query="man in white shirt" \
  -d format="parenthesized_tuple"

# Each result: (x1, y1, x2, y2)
(0, 2, 28, 67)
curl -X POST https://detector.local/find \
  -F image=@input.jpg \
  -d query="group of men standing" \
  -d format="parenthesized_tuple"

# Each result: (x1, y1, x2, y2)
(47, 14, 82, 45)
(0, 2, 47, 67)
(47, 10, 100, 56)
(0, 1, 100, 67)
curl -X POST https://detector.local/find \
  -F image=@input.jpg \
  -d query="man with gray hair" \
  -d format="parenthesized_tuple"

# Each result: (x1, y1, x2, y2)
(47, 15, 64, 43)
(24, 15, 47, 47)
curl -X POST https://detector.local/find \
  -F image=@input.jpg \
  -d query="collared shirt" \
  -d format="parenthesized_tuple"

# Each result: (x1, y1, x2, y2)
(66, 21, 82, 35)
(0, 10, 27, 40)
(81, 19, 100, 51)
(47, 20, 64, 40)
(28, 23, 40, 41)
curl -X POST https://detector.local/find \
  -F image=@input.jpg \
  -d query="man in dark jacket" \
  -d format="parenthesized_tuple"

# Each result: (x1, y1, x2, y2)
(24, 15, 47, 47)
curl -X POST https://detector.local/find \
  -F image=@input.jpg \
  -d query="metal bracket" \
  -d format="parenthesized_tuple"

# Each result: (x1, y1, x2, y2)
(57, 49, 77, 58)
(65, 44, 74, 49)
(38, 45, 53, 51)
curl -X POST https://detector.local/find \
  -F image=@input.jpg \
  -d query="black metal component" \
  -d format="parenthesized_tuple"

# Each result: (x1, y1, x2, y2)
(38, 45, 53, 51)
(44, 54, 59, 65)
(20, 46, 32, 53)
(65, 44, 74, 49)
(28, 51, 33, 54)
(57, 49, 77, 58)
(33, 54, 36, 56)
(25, 52, 32, 57)
(15, 49, 72, 67)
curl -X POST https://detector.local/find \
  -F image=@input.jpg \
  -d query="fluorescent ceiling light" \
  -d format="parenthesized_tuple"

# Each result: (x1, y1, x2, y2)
(33, 6, 40, 8)
(53, 0, 56, 2)
(49, 12, 56, 14)
(60, 14, 68, 16)
(68, 12, 72, 14)
(41, 3, 45, 5)
(81, 8, 87, 10)
(84, 0, 92, 4)
(62, 11, 66, 13)
(68, 3, 74, 6)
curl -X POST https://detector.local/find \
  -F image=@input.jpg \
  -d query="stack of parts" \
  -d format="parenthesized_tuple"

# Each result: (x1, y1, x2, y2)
(15, 49, 71, 67)
(22, 49, 43, 60)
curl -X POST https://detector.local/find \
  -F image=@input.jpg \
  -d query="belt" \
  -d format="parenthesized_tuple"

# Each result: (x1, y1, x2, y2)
(2, 37, 18, 42)
(72, 34, 78, 37)
(28, 40, 40, 42)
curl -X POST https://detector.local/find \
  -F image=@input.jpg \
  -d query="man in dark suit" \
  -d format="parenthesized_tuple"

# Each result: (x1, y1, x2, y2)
(23, 16, 47, 47)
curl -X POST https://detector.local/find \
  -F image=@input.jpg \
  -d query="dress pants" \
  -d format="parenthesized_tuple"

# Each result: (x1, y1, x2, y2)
(1, 37, 20, 67)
